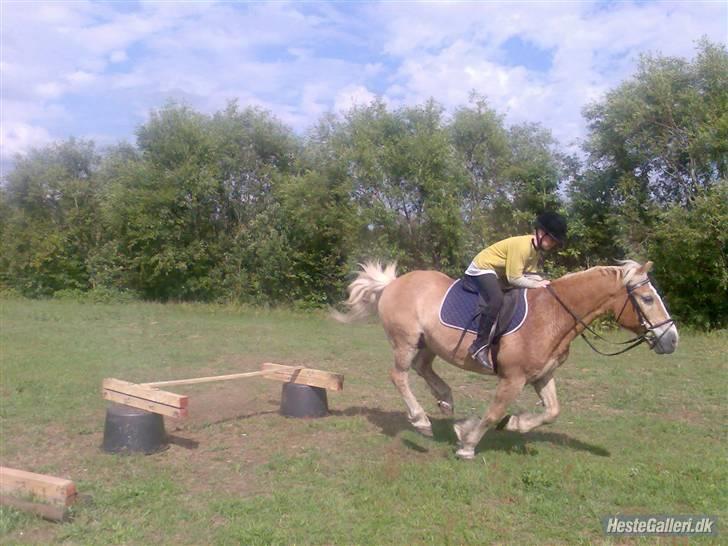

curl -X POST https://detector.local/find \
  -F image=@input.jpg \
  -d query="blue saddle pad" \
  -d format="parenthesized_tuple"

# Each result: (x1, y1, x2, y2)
(439, 279, 529, 338)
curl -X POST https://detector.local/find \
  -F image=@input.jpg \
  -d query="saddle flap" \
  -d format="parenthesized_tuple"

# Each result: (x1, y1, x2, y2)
(439, 279, 528, 340)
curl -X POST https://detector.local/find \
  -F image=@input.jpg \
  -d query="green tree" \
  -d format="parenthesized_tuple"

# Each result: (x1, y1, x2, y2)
(335, 99, 467, 274)
(449, 94, 567, 261)
(583, 39, 726, 206)
(1, 138, 102, 295)
(209, 101, 299, 232)
(566, 170, 623, 267)
(449, 94, 510, 253)
(571, 40, 727, 326)
(578, 40, 727, 258)
(209, 102, 302, 303)
(647, 181, 728, 329)
(104, 101, 303, 302)
(105, 103, 222, 300)
(500, 122, 564, 230)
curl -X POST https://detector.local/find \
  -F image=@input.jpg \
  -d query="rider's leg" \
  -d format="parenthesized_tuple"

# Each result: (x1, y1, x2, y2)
(467, 274, 503, 365)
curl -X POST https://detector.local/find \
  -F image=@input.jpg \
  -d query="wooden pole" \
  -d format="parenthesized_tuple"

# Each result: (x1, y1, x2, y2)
(141, 368, 300, 388)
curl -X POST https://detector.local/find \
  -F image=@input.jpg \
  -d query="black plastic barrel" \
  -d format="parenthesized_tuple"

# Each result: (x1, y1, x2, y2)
(102, 403, 167, 454)
(280, 383, 328, 418)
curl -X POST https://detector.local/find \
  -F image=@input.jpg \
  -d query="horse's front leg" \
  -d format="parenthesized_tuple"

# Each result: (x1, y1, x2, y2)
(504, 374, 560, 433)
(454, 376, 526, 460)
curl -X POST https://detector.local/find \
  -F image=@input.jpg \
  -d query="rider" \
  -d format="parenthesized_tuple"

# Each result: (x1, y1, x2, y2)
(465, 211, 567, 367)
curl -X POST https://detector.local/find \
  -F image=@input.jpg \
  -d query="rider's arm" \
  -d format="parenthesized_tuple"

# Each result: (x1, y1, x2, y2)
(505, 238, 549, 288)
(509, 275, 546, 288)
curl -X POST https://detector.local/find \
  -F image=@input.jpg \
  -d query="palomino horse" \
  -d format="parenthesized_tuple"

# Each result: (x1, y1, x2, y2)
(333, 260, 678, 460)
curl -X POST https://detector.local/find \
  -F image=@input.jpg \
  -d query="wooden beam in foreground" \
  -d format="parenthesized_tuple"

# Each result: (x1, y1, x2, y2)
(0, 467, 77, 522)
(102, 378, 189, 418)
(261, 363, 344, 391)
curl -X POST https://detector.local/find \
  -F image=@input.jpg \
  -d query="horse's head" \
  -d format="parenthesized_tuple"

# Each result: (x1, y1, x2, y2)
(613, 261, 679, 354)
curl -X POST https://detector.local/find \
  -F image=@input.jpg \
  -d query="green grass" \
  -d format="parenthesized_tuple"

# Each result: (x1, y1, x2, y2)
(1, 297, 726, 544)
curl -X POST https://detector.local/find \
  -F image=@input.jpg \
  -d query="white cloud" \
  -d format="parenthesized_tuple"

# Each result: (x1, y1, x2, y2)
(109, 50, 128, 63)
(33, 81, 64, 99)
(389, 41, 532, 108)
(334, 85, 378, 113)
(0, 122, 53, 162)
(0, 0, 725, 160)
(374, 1, 726, 150)
(66, 71, 96, 86)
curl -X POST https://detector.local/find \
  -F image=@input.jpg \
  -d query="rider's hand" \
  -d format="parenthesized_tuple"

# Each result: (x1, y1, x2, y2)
(537, 280, 551, 288)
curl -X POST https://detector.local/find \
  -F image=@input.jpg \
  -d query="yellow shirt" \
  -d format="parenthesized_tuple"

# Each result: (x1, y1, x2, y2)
(470, 235, 540, 283)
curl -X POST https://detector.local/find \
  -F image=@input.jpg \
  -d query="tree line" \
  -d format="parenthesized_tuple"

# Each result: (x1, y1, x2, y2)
(1, 40, 726, 328)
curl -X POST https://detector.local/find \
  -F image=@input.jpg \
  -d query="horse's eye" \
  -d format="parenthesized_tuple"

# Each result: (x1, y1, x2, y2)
(642, 296, 654, 305)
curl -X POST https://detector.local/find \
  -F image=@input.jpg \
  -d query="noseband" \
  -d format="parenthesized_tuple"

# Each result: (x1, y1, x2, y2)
(546, 278, 676, 357)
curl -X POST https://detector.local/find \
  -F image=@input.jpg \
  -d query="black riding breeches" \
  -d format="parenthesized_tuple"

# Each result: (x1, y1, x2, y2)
(465, 273, 503, 349)
(466, 273, 504, 324)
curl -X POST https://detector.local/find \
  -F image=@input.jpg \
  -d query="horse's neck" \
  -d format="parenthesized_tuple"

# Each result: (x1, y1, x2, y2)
(549, 267, 622, 331)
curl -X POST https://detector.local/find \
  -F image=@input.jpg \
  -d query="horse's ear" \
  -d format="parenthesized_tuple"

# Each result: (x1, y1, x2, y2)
(641, 261, 654, 274)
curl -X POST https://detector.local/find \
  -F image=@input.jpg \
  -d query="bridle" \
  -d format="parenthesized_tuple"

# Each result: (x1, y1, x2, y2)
(546, 278, 676, 357)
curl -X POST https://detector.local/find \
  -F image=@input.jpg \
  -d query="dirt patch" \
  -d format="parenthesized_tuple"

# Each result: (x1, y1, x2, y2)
(137, 377, 422, 498)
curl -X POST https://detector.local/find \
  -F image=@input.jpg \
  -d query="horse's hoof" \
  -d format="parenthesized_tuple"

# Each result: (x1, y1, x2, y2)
(455, 447, 475, 460)
(414, 424, 434, 437)
(438, 400, 454, 415)
(496, 414, 512, 430)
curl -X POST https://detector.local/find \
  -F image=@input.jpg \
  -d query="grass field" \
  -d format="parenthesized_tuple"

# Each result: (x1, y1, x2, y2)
(1, 297, 726, 545)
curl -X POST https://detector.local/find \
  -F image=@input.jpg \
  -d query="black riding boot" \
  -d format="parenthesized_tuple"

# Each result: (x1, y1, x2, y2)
(468, 313, 495, 368)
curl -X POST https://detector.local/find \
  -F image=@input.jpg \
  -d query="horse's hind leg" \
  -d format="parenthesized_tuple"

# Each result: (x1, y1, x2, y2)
(412, 347, 454, 415)
(504, 375, 560, 433)
(390, 345, 433, 436)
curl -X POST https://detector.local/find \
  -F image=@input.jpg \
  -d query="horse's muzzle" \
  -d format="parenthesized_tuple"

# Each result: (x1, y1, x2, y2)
(650, 323, 679, 354)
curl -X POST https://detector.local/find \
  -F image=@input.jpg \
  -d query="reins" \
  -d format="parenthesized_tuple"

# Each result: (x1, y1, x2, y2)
(545, 279, 675, 357)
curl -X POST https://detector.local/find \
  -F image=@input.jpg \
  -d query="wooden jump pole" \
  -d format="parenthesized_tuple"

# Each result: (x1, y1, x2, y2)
(102, 363, 344, 418)
(141, 368, 300, 388)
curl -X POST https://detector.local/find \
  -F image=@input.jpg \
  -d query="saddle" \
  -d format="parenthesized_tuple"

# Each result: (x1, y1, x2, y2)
(438, 278, 529, 344)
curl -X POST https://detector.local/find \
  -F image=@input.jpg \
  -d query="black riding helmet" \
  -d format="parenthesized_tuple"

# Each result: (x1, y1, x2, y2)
(535, 211, 568, 246)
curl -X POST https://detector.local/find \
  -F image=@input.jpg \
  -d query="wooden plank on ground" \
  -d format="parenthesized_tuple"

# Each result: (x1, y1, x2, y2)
(0, 466, 76, 507)
(102, 378, 188, 418)
(0, 495, 70, 522)
(261, 363, 344, 391)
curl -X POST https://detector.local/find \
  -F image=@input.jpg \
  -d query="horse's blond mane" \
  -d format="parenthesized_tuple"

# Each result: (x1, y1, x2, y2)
(616, 260, 648, 286)
(553, 260, 647, 287)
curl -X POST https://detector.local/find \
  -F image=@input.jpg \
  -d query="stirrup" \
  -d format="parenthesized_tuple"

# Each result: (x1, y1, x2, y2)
(469, 344, 492, 368)
(474, 349, 491, 368)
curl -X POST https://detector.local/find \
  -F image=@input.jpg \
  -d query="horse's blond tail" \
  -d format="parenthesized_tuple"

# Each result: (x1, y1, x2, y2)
(331, 261, 397, 323)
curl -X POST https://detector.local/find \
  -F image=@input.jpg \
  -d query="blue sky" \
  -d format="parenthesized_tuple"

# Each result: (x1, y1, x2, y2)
(1, 1, 726, 166)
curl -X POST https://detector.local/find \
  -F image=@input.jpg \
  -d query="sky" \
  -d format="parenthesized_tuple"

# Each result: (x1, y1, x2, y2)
(1, 0, 726, 167)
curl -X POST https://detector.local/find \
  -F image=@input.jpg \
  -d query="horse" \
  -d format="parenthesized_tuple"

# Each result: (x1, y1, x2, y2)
(333, 260, 678, 460)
